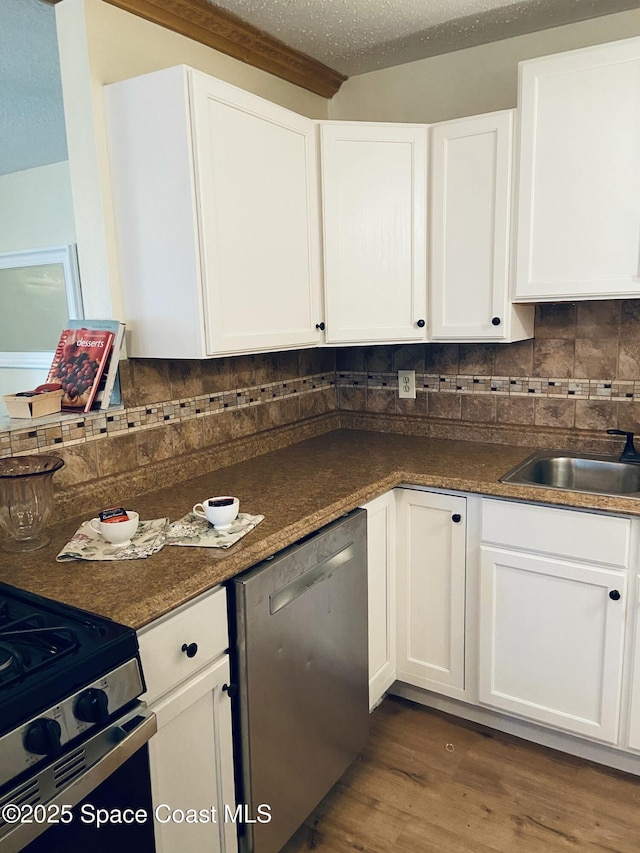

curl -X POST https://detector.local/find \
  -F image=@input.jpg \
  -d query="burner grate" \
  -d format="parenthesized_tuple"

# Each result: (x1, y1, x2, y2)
(0, 611, 80, 689)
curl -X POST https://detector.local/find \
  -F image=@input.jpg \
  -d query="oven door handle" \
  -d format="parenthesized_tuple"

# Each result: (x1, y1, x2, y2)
(2, 706, 157, 853)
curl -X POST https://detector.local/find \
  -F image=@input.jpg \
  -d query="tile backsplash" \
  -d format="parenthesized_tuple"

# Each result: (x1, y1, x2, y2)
(336, 301, 640, 434)
(4, 300, 640, 491)
(0, 349, 337, 491)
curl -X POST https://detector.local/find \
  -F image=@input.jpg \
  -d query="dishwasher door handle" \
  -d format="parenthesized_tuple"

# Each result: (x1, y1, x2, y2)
(269, 543, 355, 614)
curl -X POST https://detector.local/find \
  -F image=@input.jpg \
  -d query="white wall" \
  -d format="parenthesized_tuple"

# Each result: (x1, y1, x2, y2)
(0, 162, 75, 415)
(55, 0, 329, 323)
(329, 9, 640, 122)
(0, 162, 75, 253)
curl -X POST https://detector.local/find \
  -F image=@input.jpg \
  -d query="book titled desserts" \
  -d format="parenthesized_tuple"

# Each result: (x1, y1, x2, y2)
(65, 319, 126, 409)
(46, 327, 114, 412)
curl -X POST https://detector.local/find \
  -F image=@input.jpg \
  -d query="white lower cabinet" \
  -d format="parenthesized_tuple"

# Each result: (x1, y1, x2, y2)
(479, 546, 626, 743)
(396, 488, 467, 699)
(626, 574, 640, 751)
(362, 491, 397, 710)
(479, 499, 630, 744)
(138, 587, 237, 853)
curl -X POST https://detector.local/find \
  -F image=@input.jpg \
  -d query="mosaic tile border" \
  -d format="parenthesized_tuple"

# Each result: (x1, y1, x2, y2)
(337, 372, 640, 402)
(2, 373, 335, 458)
(3, 369, 637, 459)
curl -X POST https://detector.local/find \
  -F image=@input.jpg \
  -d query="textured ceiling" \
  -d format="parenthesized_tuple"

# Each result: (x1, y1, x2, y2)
(208, 0, 640, 74)
(0, 0, 67, 177)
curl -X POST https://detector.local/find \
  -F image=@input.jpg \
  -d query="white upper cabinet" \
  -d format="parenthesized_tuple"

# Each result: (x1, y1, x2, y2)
(430, 111, 533, 342)
(106, 66, 323, 358)
(515, 37, 640, 301)
(320, 122, 428, 343)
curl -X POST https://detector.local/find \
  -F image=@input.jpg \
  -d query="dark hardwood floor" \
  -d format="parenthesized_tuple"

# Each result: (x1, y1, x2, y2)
(282, 696, 640, 852)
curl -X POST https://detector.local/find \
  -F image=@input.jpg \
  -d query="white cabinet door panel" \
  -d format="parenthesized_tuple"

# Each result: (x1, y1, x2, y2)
(363, 491, 396, 710)
(191, 72, 322, 354)
(515, 38, 640, 300)
(149, 657, 237, 853)
(396, 490, 466, 697)
(321, 123, 428, 343)
(430, 111, 515, 340)
(628, 575, 640, 751)
(479, 547, 626, 743)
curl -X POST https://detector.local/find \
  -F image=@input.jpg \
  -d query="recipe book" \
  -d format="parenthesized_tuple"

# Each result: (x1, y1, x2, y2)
(65, 319, 126, 409)
(46, 327, 114, 413)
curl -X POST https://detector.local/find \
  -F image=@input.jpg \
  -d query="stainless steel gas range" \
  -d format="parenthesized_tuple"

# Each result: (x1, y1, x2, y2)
(0, 582, 156, 852)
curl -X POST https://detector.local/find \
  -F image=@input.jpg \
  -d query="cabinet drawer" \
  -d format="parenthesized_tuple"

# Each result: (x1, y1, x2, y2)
(481, 498, 631, 568)
(138, 586, 229, 704)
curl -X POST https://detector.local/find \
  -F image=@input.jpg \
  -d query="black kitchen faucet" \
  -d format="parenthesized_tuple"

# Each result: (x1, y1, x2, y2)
(607, 429, 640, 463)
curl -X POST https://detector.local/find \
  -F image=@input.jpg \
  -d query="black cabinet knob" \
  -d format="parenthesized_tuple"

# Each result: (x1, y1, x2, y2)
(609, 590, 621, 601)
(452, 513, 462, 523)
(315, 322, 325, 331)
(222, 682, 238, 698)
(416, 319, 426, 328)
(75, 688, 109, 725)
(181, 642, 198, 658)
(24, 717, 62, 757)
(491, 317, 501, 326)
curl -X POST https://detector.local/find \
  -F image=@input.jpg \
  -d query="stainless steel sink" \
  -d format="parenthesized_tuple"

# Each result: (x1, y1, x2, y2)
(500, 450, 640, 497)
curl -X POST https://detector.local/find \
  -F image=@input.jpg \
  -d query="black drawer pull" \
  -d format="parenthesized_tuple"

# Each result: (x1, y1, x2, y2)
(609, 590, 621, 601)
(181, 642, 198, 658)
(452, 513, 462, 523)
(222, 683, 238, 698)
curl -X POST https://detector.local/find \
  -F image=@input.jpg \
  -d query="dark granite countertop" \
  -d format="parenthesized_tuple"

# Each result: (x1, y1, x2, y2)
(2, 429, 639, 629)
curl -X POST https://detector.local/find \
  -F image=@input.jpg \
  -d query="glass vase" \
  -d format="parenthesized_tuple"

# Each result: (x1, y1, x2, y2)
(0, 455, 64, 552)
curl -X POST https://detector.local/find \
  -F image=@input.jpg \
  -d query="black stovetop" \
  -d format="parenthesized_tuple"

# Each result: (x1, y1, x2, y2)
(0, 582, 140, 737)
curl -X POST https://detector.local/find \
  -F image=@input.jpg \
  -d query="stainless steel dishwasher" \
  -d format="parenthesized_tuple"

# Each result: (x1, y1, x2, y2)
(230, 508, 368, 853)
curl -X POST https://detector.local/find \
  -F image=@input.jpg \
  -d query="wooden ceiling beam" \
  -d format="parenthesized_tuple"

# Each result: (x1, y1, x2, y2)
(100, 0, 346, 98)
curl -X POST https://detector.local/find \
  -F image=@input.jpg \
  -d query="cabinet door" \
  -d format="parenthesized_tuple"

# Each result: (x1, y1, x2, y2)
(479, 547, 626, 743)
(148, 657, 237, 853)
(396, 490, 466, 697)
(362, 491, 396, 710)
(627, 574, 640, 750)
(320, 122, 428, 343)
(190, 71, 323, 354)
(515, 38, 640, 301)
(431, 111, 515, 340)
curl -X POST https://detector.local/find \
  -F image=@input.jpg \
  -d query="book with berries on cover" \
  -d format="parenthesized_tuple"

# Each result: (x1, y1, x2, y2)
(46, 328, 114, 412)
(65, 319, 126, 410)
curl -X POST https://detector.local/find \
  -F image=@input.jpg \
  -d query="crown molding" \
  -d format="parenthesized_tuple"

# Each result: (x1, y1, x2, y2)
(100, 0, 346, 98)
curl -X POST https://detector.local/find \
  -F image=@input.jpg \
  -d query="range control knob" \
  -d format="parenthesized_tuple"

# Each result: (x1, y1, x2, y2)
(74, 688, 110, 725)
(23, 717, 62, 757)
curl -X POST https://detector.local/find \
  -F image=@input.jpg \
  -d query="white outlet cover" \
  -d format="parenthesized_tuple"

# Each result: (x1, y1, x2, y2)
(398, 370, 416, 399)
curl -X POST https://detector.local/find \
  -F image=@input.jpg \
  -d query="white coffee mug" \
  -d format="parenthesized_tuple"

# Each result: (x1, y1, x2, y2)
(192, 496, 239, 529)
(90, 511, 139, 546)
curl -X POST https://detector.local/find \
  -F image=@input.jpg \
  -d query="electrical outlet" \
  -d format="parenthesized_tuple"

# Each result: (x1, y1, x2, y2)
(398, 370, 416, 399)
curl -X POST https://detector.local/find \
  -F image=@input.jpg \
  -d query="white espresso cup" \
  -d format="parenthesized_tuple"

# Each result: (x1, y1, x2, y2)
(90, 511, 140, 546)
(192, 496, 239, 529)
